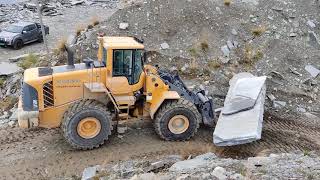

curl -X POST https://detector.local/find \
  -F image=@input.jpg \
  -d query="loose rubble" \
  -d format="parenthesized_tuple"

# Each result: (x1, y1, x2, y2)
(80, 152, 320, 180)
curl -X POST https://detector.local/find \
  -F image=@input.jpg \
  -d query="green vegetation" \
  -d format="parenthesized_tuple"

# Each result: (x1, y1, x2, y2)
(87, 24, 94, 29)
(0, 77, 6, 87)
(188, 48, 198, 57)
(303, 149, 311, 156)
(18, 53, 39, 69)
(53, 39, 67, 56)
(76, 25, 85, 36)
(200, 41, 209, 52)
(91, 17, 100, 26)
(224, 0, 231, 6)
(242, 44, 264, 66)
(252, 26, 266, 37)
(0, 96, 18, 111)
(208, 59, 222, 69)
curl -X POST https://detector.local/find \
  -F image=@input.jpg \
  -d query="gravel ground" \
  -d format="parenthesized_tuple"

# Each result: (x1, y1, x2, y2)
(0, 2, 117, 62)
(0, 112, 319, 179)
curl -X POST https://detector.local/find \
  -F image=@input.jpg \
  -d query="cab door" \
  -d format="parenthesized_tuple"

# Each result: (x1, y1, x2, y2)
(106, 49, 145, 95)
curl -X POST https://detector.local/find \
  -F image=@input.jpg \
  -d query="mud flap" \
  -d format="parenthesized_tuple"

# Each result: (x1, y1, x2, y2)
(213, 73, 267, 146)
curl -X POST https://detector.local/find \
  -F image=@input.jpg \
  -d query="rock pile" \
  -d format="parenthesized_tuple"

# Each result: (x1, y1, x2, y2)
(75, 0, 320, 119)
(81, 152, 320, 180)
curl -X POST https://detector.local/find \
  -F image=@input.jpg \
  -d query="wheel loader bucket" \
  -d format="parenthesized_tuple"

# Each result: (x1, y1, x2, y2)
(213, 73, 267, 146)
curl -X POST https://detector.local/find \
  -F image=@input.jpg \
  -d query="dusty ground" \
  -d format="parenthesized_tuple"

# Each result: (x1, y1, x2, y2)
(0, 5, 116, 62)
(0, 112, 319, 179)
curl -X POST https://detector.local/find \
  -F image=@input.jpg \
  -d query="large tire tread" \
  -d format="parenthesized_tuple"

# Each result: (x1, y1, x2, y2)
(61, 99, 113, 150)
(154, 98, 201, 141)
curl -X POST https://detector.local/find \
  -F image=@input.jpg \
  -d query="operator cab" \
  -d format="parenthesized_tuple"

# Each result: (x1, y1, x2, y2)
(99, 36, 146, 95)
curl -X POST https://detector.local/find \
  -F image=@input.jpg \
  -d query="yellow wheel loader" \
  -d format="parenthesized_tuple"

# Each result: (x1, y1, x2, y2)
(18, 36, 215, 150)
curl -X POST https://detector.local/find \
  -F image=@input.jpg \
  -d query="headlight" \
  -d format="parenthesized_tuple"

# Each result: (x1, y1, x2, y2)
(4, 37, 11, 42)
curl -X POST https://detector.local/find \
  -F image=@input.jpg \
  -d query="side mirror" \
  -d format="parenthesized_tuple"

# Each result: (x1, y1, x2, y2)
(22, 30, 27, 34)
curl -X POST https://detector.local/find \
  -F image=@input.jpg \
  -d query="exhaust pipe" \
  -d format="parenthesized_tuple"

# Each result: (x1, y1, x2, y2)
(65, 45, 75, 69)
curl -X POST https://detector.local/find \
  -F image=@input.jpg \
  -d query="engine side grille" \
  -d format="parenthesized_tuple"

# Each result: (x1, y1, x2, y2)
(43, 81, 54, 108)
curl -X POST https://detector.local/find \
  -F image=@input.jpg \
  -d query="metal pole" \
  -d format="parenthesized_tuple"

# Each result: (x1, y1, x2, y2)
(35, 0, 49, 53)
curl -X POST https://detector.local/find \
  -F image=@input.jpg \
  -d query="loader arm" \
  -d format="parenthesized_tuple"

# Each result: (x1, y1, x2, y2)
(157, 69, 216, 127)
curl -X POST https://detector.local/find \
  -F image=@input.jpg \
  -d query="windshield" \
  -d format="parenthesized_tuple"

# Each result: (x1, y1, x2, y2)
(4, 25, 23, 33)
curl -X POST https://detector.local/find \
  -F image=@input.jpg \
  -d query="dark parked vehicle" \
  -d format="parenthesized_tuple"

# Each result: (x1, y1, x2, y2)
(0, 21, 49, 49)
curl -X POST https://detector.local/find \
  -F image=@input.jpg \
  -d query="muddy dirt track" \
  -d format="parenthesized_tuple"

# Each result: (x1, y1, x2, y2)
(0, 112, 319, 179)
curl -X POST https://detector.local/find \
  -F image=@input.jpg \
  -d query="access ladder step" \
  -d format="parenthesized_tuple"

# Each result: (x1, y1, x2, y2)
(118, 113, 129, 118)
(84, 82, 107, 93)
(118, 105, 130, 109)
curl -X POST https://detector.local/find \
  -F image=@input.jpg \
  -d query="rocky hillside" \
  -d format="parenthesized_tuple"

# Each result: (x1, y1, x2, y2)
(74, 0, 320, 119)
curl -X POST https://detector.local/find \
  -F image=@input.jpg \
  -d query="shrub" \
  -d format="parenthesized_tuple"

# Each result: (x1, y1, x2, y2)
(224, 0, 231, 6)
(18, 53, 39, 69)
(208, 59, 221, 69)
(0, 96, 18, 111)
(53, 39, 67, 56)
(200, 41, 209, 52)
(0, 77, 6, 87)
(252, 26, 266, 36)
(76, 25, 85, 36)
(188, 48, 198, 57)
(91, 17, 100, 26)
(87, 24, 94, 29)
(241, 44, 264, 66)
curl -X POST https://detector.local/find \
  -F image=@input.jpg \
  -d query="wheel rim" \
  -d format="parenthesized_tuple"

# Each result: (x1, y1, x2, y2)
(168, 115, 189, 134)
(16, 41, 22, 49)
(77, 117, 101, 139)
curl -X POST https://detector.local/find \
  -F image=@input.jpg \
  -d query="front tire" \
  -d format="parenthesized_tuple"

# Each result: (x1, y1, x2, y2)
(13, 39, 23, 49)
(154, 99, 201, 141)
(61, 100, 113, 150)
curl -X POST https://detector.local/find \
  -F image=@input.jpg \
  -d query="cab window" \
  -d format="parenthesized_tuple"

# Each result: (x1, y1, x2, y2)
(113, 50, 133, 83)
(103, 48, 107, 65)
(133, 50, 143, 84)
(113, 49, 143, 85)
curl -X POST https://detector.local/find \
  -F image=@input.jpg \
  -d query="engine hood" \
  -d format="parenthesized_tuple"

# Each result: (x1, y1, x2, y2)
(0, 31, 19, 39)
(23, 68, 52, 88)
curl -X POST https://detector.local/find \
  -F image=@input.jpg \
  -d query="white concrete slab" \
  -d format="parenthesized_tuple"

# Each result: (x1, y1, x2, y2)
(213, 73, 267, 146)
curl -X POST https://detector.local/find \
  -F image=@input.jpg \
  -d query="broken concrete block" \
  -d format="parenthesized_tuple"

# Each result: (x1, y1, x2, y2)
(308, 31, 320, 49)
(8, 53, 39, 63)
(70, 0, 84, 6)
(212, 166, 227, 180)
(305, 64, 320, 78)
(213, 73, 267, 146)
(119, 22, 129, 30)
(227, 40, 234, 50)
(160, 42, 170, 49)
(307, 20, 316, 28)
(273, 101, 286, 109)
(221, 45, 230, 57)
(169, 153, 216, 172)
(117, 126, 128, 134)
(0, 62, 21, 76)
(231, 29, 238, 35)
(82, 165, 100, 180)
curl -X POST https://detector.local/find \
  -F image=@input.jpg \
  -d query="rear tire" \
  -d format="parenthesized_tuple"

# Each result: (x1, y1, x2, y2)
(38, 34, 43, 42)
(13, 39, 23, 49)
(61, 100, 113, 150)
(154, 99, 201, 141)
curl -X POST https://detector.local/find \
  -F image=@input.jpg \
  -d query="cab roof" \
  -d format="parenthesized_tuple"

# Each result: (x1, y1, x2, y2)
(102, 36, 144, 49)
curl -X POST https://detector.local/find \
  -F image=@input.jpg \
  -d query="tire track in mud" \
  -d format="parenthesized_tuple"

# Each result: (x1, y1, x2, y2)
(0, 113, 320, 179)
(0, 128, 60, 145)
(0, 112, 319, 161)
